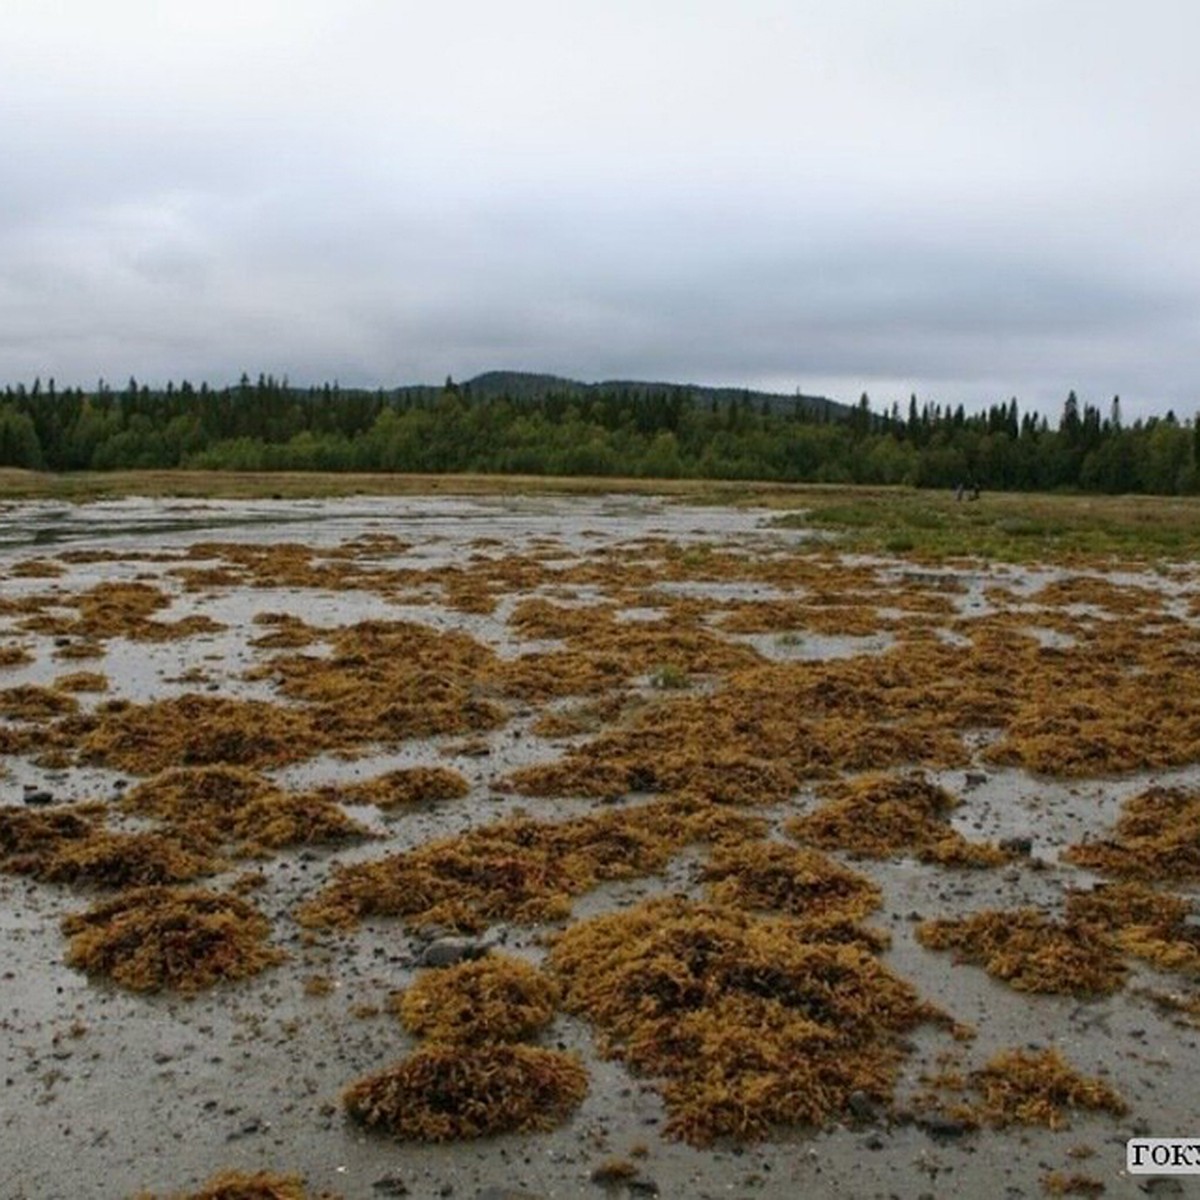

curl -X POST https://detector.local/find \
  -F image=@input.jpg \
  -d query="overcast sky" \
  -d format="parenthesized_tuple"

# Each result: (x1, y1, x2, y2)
(1, 2, 1197, 419)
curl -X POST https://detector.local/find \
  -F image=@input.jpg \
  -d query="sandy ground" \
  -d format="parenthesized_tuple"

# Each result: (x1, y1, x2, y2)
(0, 493, 1197, 1200)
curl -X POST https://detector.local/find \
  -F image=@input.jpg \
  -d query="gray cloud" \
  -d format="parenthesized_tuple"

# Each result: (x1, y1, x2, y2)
(1, 1, 1198, 421)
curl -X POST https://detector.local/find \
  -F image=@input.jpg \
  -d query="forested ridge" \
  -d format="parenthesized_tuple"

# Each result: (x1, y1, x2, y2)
(1, 372, 1197, 495)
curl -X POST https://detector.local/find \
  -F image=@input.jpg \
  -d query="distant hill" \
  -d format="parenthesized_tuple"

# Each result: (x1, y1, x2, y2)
(459, 370, 847, 419)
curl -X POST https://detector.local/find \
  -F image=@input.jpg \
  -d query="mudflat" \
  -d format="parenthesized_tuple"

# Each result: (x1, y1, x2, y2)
(1, 490, 1197, 1200)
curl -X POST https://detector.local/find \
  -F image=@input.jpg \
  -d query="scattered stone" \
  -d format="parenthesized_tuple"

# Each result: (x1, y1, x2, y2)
(919, 1115, 971, 1139)
(590, 1159, 638, 1185)
(1140, 1181, 1186, 1196)
(22, 790, 54, 806)
(418, 937, 491, 968)
(372, 1173, 410, 1195)
(848, 1090, 880, 1121)
(999, 836, 1033, 857)
(627, 1180, 660, 1197)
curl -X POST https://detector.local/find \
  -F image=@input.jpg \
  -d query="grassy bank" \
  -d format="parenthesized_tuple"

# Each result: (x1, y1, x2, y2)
(771, 488, 1200, 563)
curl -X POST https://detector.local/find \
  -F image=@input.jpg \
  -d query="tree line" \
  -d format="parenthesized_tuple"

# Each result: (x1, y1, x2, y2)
(1, 373, 1198, 495)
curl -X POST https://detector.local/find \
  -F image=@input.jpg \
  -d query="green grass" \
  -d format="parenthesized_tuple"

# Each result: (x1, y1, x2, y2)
(769, 488, 1200, 564)
(649, 663, 692, 690)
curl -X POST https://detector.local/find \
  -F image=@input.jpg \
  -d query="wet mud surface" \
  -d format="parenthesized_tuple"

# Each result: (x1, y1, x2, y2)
(1, 493, 1198, 1199)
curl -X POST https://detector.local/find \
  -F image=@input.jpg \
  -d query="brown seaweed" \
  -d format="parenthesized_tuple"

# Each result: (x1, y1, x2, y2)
(342, 1044, 588, 1140)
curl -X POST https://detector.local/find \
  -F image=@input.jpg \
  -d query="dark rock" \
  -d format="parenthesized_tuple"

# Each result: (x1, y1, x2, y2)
(999, 836, 1033, 856)
(372, 1174, 410, 1196)
(847, 1090, 880, 1121)
(963, 772, 988, 789)
(627, 1180, 660, 1197)
(419, 937, 490, 968)
(919, 1115, 971, 1139)
(22, 790, 54, 806)
(225, 1115, 267, 1140)
(478, 1190, 546, 1200)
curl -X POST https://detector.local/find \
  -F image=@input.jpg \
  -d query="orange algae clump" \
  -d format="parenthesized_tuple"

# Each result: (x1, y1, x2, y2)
(1063, 786, 1200, 881)
(787, 772, 1009, 867)
(122, 766, 278, 828)
(75, 580, 226, 642)
(916, 909, 1126, 996)
(36, 830, 218, 888)
(299, 797, 760, 932)
(249, 619, 507, 746)
(549, 897, 947, 1144)
(342, 1043, 587, 1140)
(62, 886, 283, 992)
(1041, 1172, 1106, 1198)
(80, 694, 319, 773)
(509, 597, 613, 639)
(969, 1048, 1127, 1130)
(503, 744, 800, 805)
(500, 659, 968, 804)
(249, 612, 323, 649)
(121, 765, 371, 853)
(18, 580, 225, 643)
(132, 1168, 341, 1199)
(8, 557, 66, 578)
(982, 679, 1200, 777)
(231, 792, 372, 852)
(0, 643, 35, 668)
(1066, 883, 1200, 976)
(53, 671, 109, 693)
(701, 840, 881, 922)
(329, 766, 470, 809)
(0, 684, 79, 720)
(0, 805, 97, 875)
(393, 955, 559, 1044)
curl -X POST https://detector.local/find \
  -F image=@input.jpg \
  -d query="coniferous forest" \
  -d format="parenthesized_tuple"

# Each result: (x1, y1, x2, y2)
(1, 372, 1197, 495)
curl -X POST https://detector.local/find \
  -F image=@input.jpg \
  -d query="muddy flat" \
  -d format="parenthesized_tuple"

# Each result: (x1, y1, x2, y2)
(1, 491, 1197, 1200)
